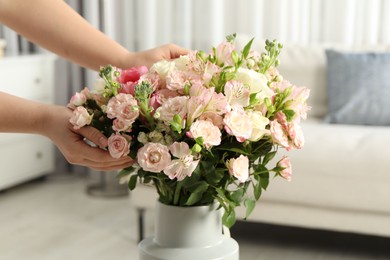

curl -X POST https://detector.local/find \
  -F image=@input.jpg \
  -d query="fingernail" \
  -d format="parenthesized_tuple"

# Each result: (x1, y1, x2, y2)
(99, 137, 108, 147)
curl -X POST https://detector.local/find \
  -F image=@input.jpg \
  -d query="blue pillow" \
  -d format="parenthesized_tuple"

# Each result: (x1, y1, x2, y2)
(325, 49, 390, 125)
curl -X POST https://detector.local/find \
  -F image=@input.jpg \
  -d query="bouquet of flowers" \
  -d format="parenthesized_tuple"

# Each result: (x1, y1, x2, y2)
(68, 34, 310, 228)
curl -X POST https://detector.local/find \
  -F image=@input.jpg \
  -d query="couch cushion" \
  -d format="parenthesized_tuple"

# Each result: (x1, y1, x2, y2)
(326, 50, 390, 125)
(262, 118, 390, 214)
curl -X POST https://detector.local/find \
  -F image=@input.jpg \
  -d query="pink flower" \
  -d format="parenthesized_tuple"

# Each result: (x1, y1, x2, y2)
(68, 92, 87, 109)
(227, 155, 249, 183)
(137, 143, 171, 173)
(166, 70, 188, 91)
(164, 142, 199, 181)
(199, 111, 224, 129)
(215, 40, 235, 66)
(288, 122, 304, 149)
(118, 66, 148, 95)
(106, 93, 139, 125)
(69, 106, 93, 130)
(223, 107, 252, 142)
(187, 120, 221, 149)
(158, 96, 188, 124)
(269, 120, 290, 149)
(108, 134, 131, 159)
(224, 80, 250, 107)
(203, 61, 221, 85)
(277, 156, 292, 181)
(112, 118, 133, 133)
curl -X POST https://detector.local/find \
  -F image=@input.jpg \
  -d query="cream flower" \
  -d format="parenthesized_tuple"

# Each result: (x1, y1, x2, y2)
(187, 120, 221, 149)
(69, 106, 93, 130)
(223, 107, 252, 142)
(227, 155, 249, 183)
(137, 143, 171, 173)
(236, 68, 274, 101)
(224, 80, 250, 107)
(247, 110, 270, 141)
(164, 142, 199, 181)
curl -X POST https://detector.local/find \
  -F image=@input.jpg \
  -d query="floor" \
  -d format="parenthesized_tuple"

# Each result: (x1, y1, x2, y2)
(0, 174, 389, 260)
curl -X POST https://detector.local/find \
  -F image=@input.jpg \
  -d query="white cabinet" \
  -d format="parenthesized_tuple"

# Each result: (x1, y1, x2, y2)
(0, 54, 57, 190)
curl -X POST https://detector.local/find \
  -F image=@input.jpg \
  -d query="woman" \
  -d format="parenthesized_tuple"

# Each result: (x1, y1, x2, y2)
(0, 0, 189, 171)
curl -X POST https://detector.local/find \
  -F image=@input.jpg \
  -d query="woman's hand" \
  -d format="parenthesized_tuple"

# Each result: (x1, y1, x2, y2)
(124, 44, 190, 68)
(44, 106, 134, 171)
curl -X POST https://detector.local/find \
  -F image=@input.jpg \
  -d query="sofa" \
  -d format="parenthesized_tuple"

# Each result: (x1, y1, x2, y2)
(129, 36, 390, 239)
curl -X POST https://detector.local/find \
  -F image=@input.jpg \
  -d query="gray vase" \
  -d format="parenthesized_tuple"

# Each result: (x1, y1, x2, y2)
(139, 201, 239, 260)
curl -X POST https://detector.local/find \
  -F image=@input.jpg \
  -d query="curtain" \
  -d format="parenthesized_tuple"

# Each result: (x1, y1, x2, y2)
(1, 0, 390, 172)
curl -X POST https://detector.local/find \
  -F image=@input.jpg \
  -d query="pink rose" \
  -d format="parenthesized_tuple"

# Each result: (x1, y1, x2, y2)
(158, 96, 188, 124)
(223, 107, 252, 142)
(112, 118, 133, 133)
(166, 70, 187, 91)
(277, 156, 292, 181)
(69, 106, 93, 130)
(68, 92, 87, 109)
(187, 120, 221, 149)
(108, 134, 131, 159)
(106, 93, 139, 125)
(118, 66, 148, 95)
(137, 143, 171, 173)
(227, 155, 249, 183)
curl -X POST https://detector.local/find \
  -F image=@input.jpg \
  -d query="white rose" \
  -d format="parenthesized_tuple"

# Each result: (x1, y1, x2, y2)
(223, 107, 252, 142)
(236, 68, 274, 101)
(173, 55, 190, 71)
(247, 110, 270, 141)
(150, 60, 173, 82)
(93, 78, 106, 94)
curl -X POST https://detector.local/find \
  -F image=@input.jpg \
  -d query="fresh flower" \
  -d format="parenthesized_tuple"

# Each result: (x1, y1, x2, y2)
(68, 34, 310, 228)
(227, 155, 249, 183)
(108, 134, 131, 159)
(277, 156, 292, 181)
(69, 106, 93, 129)
(137, 143, 171, 173)
(164, 142, 199, 181)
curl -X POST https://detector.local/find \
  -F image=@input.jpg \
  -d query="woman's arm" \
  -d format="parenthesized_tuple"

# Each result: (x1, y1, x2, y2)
(0, 91, 133, 171)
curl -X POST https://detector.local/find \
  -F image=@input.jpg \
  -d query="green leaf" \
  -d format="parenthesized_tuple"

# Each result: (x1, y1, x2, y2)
(173, 182, 183, 205)
(185, 192, 203, 206)
(262, 151, 277, 165)
(128, 174, 138, 191)
(260, 172, 270, 190)
(253, 177, 262, 200)
(117, 166, 134, 178)
(222, 209, 236, 228)
(188, 181, 209, 193)
(231, 189, 244, 204)
(283, 109, 295, 122)
(242, 37, 254, 59)
(244, 198, 256, 219)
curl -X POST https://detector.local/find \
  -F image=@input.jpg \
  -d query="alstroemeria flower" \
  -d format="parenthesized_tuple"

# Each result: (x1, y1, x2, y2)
(164, 142, 199, 181)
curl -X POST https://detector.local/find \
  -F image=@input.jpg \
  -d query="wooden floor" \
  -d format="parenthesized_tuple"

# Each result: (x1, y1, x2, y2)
(0, 175, 389, 260)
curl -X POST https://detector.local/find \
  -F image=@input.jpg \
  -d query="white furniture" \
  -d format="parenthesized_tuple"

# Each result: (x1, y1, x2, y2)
(129, 38, 390, 238)
(0, 54, 57, 190)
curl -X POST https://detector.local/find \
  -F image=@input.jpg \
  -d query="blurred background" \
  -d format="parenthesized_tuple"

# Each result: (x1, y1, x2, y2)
(1, 0, 390, 259)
